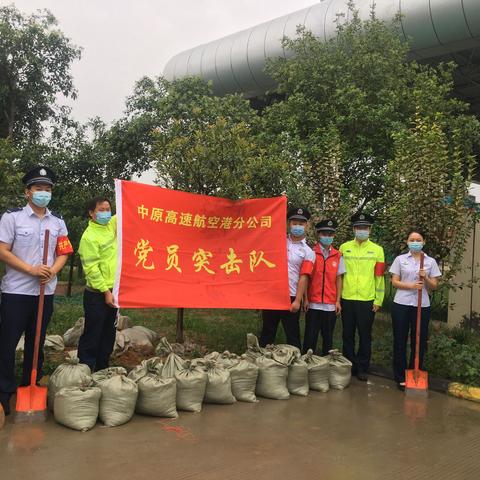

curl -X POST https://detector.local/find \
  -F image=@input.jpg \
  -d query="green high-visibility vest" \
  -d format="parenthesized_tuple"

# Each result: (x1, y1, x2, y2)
(339, 238, 385, 306)
(78, 216, 117, 292)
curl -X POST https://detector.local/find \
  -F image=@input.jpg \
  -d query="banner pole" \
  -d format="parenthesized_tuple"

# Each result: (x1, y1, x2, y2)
(176, 308, 184, 344)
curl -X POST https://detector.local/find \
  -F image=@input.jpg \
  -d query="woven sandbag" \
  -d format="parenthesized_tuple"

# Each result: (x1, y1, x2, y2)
(48, 358, 92, 410)
(245, 333, 265, 362)
(328, 349, 352, 390)
(127, 357, 163, 383)
(229, 357, 259, 403)
(157, 338, 185, 378)
(287, 357, 309, 396)
(200, 361, 236, 405)
(136, 374, 178, 418)
(255, 353, 289, 400)
(54, 386, 101, 432)
(96, 375, 138, 427)
(302, 349, 330, 393)
(175, 361, 208, 413)
(91, 367, 127, 385)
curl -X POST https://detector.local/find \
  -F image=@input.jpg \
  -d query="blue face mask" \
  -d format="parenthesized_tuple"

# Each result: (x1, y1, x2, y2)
(290, 225, 305, 237)
(319, 236, 334, 246)
(31, 191, 52, 208)
(408, 241, 424, 253)
(355, 230, 370, 241)
(96, 211, 112, 225)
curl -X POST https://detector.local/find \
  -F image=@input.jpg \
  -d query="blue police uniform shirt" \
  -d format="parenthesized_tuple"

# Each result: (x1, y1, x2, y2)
(0, 204, 68, 296)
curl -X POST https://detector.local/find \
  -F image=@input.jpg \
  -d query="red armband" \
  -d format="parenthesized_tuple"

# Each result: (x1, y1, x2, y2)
(374, 262, 385, 276)
(300, 260, 314, 276)
(56, 236, 74, 256)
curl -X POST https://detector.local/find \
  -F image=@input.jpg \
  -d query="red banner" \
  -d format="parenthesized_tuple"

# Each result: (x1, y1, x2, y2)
(113, 180, 290, 309)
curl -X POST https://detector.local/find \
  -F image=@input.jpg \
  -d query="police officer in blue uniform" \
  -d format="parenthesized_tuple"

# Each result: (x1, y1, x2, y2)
(0, 166, 73, 415)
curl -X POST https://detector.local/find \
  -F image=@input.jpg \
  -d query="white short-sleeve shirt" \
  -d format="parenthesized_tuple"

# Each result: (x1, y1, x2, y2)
(287, 236, 315, 297)
(0, 204, 68, 295)
(389, 252, 441, 307)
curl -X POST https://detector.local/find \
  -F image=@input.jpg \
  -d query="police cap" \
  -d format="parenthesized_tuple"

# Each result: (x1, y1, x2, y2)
(287, 207, 311, 221)
(351, 212, 374, 227)
(22, 166, 56, 187)
(315, 219, 337, 232)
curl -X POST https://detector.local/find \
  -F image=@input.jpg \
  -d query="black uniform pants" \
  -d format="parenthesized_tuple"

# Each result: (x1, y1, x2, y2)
(303, 309, 337, 355)
(260, 297, 301, 348)
(78, 290, 117, 372)
(0, 293, 54, 395)
(341, 299, 375, 374)
(391, 302, 430, 384)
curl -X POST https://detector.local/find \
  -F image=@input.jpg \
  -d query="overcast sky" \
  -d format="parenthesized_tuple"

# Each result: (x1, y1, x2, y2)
(4, 0, 315, 124)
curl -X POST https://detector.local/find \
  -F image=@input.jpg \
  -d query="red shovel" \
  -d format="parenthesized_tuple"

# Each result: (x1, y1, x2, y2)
(15, 229, 50, 422)
(405, 252, 428, 397)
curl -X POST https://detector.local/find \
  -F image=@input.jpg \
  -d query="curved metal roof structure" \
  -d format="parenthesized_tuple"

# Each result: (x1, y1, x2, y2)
(164, 0, 480, 112)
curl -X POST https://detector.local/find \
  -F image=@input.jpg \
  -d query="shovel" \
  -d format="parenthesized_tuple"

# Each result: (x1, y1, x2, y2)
(15, 229, 50, 422)
(405, 252, 428, 397)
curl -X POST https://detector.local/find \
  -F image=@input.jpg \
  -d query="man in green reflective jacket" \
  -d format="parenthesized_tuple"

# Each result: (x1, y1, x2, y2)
(77, 197, 117, 372)
(339, 213, 385, 382)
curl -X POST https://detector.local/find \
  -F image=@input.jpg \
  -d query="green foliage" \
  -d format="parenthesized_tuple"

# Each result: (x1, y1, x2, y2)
(0, 138, 22, 212)
(0, 5, 81, 140)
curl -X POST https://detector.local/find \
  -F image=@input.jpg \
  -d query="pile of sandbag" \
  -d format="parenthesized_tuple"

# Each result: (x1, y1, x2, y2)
(48, 358, 92, 410)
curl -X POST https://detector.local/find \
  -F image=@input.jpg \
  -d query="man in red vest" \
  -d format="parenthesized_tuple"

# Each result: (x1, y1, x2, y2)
(303, 219, 345, 355)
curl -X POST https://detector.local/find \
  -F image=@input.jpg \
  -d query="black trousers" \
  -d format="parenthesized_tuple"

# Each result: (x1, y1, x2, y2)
(78, 290, 117, 372)
(303, 309, 337, 355)
(341, 299, 375, 374)
(260, 297, 301, 348)
(391, 302, 430, 384)
(0, 293, 54, 395)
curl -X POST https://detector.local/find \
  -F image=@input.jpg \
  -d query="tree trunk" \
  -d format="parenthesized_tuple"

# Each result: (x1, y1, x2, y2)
(176, 308, 184, 344)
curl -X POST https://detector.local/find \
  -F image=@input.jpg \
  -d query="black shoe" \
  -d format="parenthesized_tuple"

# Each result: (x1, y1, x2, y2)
(0, 392, 11, 416)
(357, 372, 368, 382)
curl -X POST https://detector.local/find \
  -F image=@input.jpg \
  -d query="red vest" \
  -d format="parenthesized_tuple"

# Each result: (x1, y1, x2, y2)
(308, 244, 341, 305)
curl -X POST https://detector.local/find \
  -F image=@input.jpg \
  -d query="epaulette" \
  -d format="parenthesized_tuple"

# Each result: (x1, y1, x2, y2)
(5, 207, 23, 214)
(50, 211, 64, 220)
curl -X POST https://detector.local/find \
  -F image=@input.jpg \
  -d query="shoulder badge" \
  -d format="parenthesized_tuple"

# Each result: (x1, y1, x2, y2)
(6, 207, 23, 214)
(50, 210, 64, 220)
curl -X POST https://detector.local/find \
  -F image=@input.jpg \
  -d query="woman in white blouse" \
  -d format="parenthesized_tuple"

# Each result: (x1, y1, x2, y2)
(389, 228, 441, 391)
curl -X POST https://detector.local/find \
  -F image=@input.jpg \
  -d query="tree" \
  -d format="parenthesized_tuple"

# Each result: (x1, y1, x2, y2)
(0, 5, 81, 140)
(0, 138, 22, 212)
(263, 3, 478, 221)
(382, 112, 477, 279)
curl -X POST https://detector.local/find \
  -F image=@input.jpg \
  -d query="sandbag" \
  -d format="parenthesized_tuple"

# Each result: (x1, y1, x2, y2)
(255, 353, 289, 400)
(127, 357, 163, 383)
(175, 361, 208, 412)
(245, 333, 265, 362)
(44, 335, 65, 352)
(287, 357, 309, 396)
(115, 315, 133, 331)
(302, 349, 330, 393)
(328, 350, 352, 390)
(200, 361, 236, 405)
(117, 327, 155, 353)
(54, 386, 101, 432)
(113, 331, 130, 356)
(157, 338, 185, 378)
(217, 351, 241, 369)
(131, 325, 159, 344)
(91, 367, 127, 385)
(48, 358, 92, 410)
(96, 374, 138, 427)
(63, 317, 85, 347)
(264, 344, 299, 366)
(136, 375, 178, 418)
(229, 357, 259, 403)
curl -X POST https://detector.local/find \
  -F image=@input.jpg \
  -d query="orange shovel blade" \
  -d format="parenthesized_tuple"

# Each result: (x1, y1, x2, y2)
(16, 385, 47, 413)
(405, 369, 428, 394)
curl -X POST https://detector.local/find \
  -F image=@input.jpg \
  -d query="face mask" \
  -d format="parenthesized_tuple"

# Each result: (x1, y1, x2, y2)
(355, 230, 369, 241)
(408, 241, 424, 253)
(96, 211, 112, 225)
(31, 191, 51, 208)
(290, 225, 305, 237)
(319, 236, 334, 246)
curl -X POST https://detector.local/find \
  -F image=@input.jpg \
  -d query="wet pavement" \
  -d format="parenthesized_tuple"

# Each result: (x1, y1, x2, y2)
(1, 375, 480, 480)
